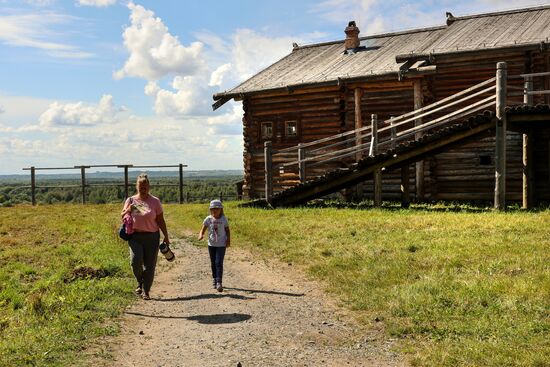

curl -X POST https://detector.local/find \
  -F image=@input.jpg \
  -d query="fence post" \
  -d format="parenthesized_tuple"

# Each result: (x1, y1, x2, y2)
(79, 166, 87, 204)
(186, 192, 190, 203)
(264, 141, 273, 203)
(30, 166, 36, 206)
(220, 191, 223, 202)
(522, 76, 534, 209)
(298, 143, 306, 183)
(371, 114, 382, 207)
(494, 61, 507, 210)
(179, 163, 184, 204)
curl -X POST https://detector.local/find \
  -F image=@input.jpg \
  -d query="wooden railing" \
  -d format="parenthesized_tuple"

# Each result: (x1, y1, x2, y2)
(263, 62, 550, 206)
(22, 164, 187, 205)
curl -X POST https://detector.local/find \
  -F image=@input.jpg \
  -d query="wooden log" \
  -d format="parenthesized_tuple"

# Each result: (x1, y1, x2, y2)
(298, 143, 306, 183)
(30, 166, 36, 206)
(401, 164, 410, 208)
(494, 62, 507, 210)
(522, 78, 534, 210)
(179, 164, 184, 204)
(413, 79, 424, 202)
(371, 114, 382, 207)
(80, 166, 87, 204)
(264, 141, 273, 203)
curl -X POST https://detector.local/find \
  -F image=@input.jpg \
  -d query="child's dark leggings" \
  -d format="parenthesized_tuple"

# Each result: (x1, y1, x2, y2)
(208, 246, 226, 282)
(128, 231, 160, 293)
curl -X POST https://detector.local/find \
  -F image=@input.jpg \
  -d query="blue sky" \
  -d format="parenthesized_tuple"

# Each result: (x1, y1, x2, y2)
(0, 0, 545, 174)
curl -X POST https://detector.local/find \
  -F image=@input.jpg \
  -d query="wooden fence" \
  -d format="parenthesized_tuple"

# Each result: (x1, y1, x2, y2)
(21, 164, 194, 205)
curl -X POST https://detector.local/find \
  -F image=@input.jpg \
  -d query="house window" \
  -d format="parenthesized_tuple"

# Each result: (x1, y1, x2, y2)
(479, 155, 492, 166)
(261, 122, 273, 139)
(285, 121, 298, 137)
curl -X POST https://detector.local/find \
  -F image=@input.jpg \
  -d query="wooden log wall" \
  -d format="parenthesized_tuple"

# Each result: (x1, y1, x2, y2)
(533, 128, 550, 201)
(242, 48, 550, 202)
(244, 86, 345, 197)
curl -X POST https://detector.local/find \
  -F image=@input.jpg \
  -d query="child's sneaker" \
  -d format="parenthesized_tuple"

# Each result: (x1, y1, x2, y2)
(216, 282, 223, 292)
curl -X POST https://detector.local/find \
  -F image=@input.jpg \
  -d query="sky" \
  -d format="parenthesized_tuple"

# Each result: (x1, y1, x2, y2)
(0, 0, 546, 174)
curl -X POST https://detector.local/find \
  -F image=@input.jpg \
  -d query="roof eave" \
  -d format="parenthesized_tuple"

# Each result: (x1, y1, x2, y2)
(396, 41, 546, 63)
(212, 71, 400, 110)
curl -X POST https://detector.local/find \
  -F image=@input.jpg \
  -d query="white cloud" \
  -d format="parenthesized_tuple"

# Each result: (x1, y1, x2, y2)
(310, 0, 381, 33)
(215, 138, 230, 152)
(310, 0, 546, 35)
(0, 12, 94, 58)
(229, 29, 295, 81)
(209, 63, 231, 87)
(77, 0, 117, 7)
(39, 95, 124, 127)
(114, 2, 205, 81)
(144, 76, 211, 116)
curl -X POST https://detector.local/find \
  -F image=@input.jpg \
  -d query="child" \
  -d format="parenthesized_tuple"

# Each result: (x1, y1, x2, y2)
(198, 199, 230, 292)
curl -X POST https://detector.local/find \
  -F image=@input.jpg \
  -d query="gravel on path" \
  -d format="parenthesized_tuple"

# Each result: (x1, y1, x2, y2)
(96, 240, 407, 367)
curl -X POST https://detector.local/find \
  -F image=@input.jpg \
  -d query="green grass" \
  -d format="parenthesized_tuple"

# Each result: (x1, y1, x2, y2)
(166, 203, 550, 367)
(0, 204, 134, 366)
(1, 203, 548, 366)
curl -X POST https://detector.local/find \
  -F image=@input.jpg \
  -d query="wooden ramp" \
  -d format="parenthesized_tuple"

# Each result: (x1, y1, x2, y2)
(269, 112, 496, 207)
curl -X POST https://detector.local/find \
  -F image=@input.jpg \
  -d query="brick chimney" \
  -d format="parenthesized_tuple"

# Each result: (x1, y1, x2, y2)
(344, 21, 360, 50)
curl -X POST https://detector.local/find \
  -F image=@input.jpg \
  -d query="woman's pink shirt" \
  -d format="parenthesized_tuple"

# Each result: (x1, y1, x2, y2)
(124, 195, 163, 233)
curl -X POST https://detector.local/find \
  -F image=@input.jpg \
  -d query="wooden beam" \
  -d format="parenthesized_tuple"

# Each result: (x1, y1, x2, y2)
(494, 62, 507, 210)
(371, 114, 382, 207)
(522, 131, 534, 209)
(30, 166, 36, 206)
(413, 79, 424, 202)
(401, 164, 410, 208)
(264, 141, 273, 204)
(298, 143, 306, 183)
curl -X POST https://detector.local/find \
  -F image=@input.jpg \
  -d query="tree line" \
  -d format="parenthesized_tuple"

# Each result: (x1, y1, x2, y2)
(0, 176, 242, 206)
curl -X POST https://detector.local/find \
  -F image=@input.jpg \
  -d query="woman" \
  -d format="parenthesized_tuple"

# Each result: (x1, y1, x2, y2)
(121, 173, 170, 300)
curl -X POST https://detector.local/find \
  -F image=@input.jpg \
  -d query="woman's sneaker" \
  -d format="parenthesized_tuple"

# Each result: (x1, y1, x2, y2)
(216, 282, 223, 292)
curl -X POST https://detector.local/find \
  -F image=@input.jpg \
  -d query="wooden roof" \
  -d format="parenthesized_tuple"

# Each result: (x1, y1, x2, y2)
(214, 5, 550, 106)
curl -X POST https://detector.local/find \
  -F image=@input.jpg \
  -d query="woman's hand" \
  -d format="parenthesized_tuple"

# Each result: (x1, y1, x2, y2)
(121, 206, 131, 217)
(198, 233, 204, 240)
(163, 237, 170, 245)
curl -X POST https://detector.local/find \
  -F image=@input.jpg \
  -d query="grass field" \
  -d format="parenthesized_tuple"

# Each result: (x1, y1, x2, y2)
(0, 205, 133, 366)
(1, 203, 549, 366)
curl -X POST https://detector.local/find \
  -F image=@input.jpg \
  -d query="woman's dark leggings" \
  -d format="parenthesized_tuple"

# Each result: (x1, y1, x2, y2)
(208, 246, 226, 282)
(128, 231, 160, 293)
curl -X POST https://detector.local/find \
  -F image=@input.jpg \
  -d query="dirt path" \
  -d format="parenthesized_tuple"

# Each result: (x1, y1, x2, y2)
(98, 240, 406, 367)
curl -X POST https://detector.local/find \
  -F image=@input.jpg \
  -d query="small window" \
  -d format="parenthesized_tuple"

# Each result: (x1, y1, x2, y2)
(261, 122, 273, 139)
(479, 155, 492, 166)
(285, 121, 297, 137)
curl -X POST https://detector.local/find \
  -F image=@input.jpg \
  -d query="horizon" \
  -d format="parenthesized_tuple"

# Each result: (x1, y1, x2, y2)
(1, 0, 546, 174)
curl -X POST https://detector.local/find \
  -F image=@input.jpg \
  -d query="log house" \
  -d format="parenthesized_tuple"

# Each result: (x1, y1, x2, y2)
(213, 6, 550, 205)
